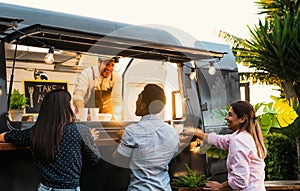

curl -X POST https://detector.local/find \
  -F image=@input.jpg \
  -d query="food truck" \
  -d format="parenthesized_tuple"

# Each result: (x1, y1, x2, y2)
(0, 3, 240, 191)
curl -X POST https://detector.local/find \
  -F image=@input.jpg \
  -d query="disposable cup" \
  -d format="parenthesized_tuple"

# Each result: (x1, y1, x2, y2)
(79, 108, 88, 121)
(89, 108, 99, 121)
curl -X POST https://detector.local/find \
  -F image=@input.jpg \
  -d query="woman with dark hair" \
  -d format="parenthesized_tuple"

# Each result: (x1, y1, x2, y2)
(180, 100, 266, 191)
(0, 89, 100, 191)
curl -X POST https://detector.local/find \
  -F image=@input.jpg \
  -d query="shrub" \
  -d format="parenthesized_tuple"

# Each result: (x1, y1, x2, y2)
(264, 132, 298, 180)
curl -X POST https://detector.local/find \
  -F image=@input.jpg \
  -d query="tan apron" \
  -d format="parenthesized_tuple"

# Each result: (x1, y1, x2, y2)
(86, 67, 113, 114)
(95, 88, 112, 113)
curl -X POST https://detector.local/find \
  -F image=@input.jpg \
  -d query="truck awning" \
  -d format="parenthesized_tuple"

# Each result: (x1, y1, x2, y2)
(4, 23, 224, 63)
(0, 16, 23, 33)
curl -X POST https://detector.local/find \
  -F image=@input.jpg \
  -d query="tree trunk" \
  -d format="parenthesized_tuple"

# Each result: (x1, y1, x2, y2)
(297, 136, 300, 180)
(281, 80, 300, 179)
(281, 80, 298, 102)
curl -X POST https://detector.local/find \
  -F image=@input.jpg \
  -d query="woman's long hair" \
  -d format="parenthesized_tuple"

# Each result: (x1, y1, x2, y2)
(231, 100, 267, 159)
(31, 89, 76, 163)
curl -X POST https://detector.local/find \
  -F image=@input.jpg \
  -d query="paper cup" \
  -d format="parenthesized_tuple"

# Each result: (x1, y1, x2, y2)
(89, 108, 99, 121)
(79, 108, 88, 121)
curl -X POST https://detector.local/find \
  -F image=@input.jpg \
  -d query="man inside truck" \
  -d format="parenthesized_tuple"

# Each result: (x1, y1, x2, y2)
(73, 56, 119, 116)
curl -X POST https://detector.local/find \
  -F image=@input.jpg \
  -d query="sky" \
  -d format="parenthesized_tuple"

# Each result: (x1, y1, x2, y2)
(0, 0, 263, 44)
(1, 0, 279, 103)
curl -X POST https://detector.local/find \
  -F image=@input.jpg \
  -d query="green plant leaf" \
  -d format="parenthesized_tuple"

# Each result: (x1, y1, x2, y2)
(171, 164, 208, 188)
(9, 89, 29, 109)
(204, 145, 228, 159)
(258, 114, 273, 135)
(212, 109, 228, 119)
(274, 101, 298, 127)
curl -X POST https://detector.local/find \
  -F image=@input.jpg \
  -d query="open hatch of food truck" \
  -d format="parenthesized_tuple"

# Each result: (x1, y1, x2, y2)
(0, 2, 240, 190)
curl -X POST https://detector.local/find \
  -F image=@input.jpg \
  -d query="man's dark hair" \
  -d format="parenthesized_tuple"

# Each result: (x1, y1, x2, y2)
(141, 84, 166, 114)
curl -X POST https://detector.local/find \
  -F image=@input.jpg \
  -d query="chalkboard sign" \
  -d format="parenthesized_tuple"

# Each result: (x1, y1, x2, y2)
(23, 80, 69, 113)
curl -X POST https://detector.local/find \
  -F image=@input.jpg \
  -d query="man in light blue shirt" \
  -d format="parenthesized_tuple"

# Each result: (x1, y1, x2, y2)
(113, 84, 179, 191)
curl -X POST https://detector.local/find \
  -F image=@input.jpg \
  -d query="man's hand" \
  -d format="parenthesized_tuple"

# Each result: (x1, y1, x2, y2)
(90, 128, 99, 141)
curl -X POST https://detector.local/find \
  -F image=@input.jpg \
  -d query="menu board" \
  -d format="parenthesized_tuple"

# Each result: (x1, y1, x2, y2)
(23, 80, 69, 113)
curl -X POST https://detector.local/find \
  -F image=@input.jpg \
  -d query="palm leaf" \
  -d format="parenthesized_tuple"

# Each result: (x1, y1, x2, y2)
(218, 0, 300, 99)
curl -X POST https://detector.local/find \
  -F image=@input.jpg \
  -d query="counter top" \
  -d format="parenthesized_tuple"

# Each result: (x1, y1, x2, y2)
(0, 138, 121, 151)
(265, 180, 300, 190)
(0, 143, 30, 151)
(0, 121, 127, 151)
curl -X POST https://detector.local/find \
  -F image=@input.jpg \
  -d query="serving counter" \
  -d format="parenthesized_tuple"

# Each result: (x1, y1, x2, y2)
(0, 143, 29, 150)
(0, 120, 203, 191)
(0, 121, 130, 148)
(0, 121, 132, 191)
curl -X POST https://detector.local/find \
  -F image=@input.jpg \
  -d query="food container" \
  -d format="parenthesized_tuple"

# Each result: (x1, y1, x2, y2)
(98, 113, 112, 121)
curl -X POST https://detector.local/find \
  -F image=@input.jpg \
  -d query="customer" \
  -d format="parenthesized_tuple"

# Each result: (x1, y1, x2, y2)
(0, 89, 101, 191)
(73, 56, 119, 115)
(113, 84, 179, 191)
(180, 100, 266, 191)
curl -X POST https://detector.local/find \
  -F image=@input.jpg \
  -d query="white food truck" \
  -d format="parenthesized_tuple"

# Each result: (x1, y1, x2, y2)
(0, 3, 240, 191)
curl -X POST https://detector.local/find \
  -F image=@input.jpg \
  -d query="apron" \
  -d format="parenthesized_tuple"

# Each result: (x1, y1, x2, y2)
(95, 88, 112, 113)
(85, 67, 113, 114)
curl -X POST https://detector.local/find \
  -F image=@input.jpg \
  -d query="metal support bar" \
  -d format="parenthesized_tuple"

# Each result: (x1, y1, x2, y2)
(0, 38, 7, 114)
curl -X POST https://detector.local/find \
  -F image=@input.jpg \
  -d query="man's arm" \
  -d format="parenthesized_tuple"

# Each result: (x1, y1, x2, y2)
(73, 100, 85, 111)
(112, 127, 134, 168)
(112, 149, 130, 168)
(73, 68, 91, 112)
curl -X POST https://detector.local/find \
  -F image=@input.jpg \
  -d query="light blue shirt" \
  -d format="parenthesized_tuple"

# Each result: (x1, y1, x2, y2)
(117, 114, 179, 191)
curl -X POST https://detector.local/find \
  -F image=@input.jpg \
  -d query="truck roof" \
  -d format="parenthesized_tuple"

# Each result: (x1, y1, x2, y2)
(0, 2, 225, 63)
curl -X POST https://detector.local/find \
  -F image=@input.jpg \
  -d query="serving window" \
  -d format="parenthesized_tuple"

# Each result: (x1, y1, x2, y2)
(5, 41, 185, 123)
(112, 58, 183, 122)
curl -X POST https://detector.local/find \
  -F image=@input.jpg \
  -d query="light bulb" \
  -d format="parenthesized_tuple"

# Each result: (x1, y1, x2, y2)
(44, 47, 55, 64)
(189, 71, 196, 80)
(44, 53, 54, 64)
(208, 63, 216, 75)
(189, 68, 196, 80)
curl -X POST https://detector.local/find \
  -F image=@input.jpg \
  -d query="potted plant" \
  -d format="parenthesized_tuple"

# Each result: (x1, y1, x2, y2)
(9, 89, 28, 121)
(171, 164, 208, 191)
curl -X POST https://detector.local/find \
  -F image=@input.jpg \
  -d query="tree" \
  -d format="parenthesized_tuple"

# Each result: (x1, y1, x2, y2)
(218, 0, 300, 179)
(219, 0, 300, 102)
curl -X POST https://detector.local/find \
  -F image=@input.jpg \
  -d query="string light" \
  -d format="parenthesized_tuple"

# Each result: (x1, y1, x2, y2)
(208, 62, 216, 75)
(189, 67, 196, 80)
(44, 46, 55, 64)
